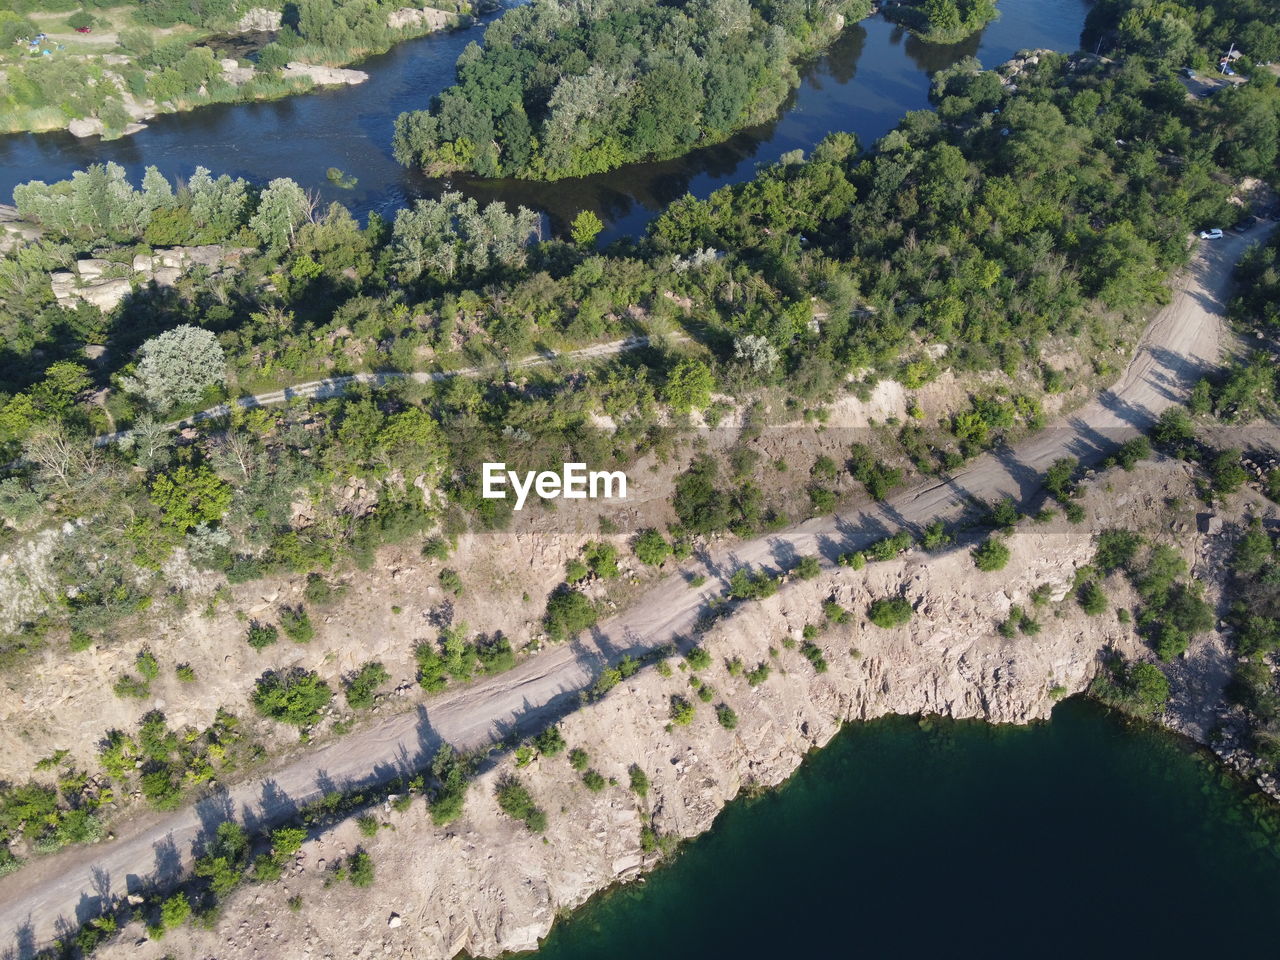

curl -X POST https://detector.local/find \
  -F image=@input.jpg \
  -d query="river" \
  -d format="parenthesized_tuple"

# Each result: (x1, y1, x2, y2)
(0, 0, 1090, 242)
(531, 700, 1280, 959)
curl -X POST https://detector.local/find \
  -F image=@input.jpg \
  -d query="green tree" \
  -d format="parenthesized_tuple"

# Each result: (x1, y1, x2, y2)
(570, 210, 604, 247)
(663, 358, 715, 414)
(251, 669, 332, 728)
(149, 465, 232, 532)
(867, 596, 913, 628)
(972, 537, 1011, 572)
(122, 325, 225, 413)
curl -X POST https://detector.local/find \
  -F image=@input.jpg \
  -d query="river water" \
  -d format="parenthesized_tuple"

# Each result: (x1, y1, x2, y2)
(0, 0, 1089, 241)
(532, 700, 1280, 959)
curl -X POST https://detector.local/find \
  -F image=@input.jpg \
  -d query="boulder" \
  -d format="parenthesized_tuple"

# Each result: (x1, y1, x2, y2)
(153, 266, 181, 287)
(132, 254, 154, 273)
(75, 258, 112, 279)
(78, 278, 133, 312)
(283, 62, 369, 86)
(67, 117, 105, 138)
(388, 7, 454, 31)
(236, 7, 283, 31)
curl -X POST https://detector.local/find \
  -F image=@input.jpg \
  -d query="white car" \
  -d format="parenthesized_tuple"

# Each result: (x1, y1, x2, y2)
(1199, 228, 1224, 240)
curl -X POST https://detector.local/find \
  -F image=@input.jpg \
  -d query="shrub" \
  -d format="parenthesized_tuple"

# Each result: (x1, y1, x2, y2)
(972, 537, 1011, 572)
(745, 662, 770, 686)
(669, 695, 695, 725)
(582, 769, 606, 791)
(175, 663, 196, 683)
(716, 704, 738, 729)
(634, 528, 672, 565)
(801, 642, 828, 673)
(246, 621, 278, 650)
(684, 645, 712, 671)
(628, 765, 649, 798)
(543, 588, 597, 641)
(429, 745, 472, 825)
(136, 647, 159, 681)
(1078, 581, 1108, 616)
(496, 776, 546, 831)
(794, 556, 822, 580)
(534, 725, 566, 757)
(439, 567, 463, 595)
(348, 849, 374, 887)
(344, 662, 389, 709)
(357, 814, 379, 837)
(158, 892, 190, 932)
(252, 669, 332, 727)
(568, 747, 589, 771)
(868, 596, 913, 628)
(279, 605, 315, 643)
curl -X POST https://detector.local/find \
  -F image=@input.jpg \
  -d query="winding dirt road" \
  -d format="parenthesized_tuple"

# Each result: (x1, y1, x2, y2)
(0, 226, 1270, 957)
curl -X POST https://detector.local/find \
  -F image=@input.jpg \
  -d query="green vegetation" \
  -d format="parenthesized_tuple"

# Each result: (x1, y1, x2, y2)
(628, 764, 649, 798)
(883, 0, 999, 42)
(716, 703, 739, 729)
(393, 0, 874, 180)
(669, 695, 695, 725)
(343, 661, 389, 710)
(496, 775, 547, 831)
(867, 596, 913, 628)
(428, 745, 473, 825)
(251, 669, 333, 728)
(1091, 655, 1170, 719)
(972, 537, 1011, 572)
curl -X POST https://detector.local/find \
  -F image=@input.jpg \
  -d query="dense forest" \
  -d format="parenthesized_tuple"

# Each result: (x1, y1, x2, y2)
(392, 0, 874, 180)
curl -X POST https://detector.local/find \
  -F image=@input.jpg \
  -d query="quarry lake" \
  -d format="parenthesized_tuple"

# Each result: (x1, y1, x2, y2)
(530, 700, 1280, 959)
(0, 0, 1090, 240)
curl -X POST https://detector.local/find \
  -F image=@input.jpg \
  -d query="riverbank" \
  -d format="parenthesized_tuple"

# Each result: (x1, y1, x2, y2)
(89, 456, 1280, 960)
(880, 0, 1000, 42)
(0, 4, 476, 140)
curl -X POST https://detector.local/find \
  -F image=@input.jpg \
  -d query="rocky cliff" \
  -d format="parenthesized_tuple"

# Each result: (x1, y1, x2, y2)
(97, 525, 1146, 960)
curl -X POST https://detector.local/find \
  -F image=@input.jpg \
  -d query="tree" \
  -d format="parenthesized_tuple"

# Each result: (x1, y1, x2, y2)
(543, 588, 597, 641)
(150, 465, 231, 532)
(663, 358, 715, 414)
(122, 325, 225, 413)
(250, 178, 313, 251)
(570, 210, 604, 247)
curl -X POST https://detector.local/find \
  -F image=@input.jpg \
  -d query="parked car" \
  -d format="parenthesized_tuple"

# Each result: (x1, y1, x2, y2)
(75, 26, 91, 34)
(1199, 228, 1224, 240)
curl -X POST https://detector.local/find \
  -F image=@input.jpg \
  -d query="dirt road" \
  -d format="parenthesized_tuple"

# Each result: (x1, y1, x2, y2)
(0, 227, 1269, 956)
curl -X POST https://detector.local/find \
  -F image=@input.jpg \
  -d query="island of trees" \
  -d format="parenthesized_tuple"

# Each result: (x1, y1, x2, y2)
(881, 0, 999, 44)
(393, 0, 874, 180)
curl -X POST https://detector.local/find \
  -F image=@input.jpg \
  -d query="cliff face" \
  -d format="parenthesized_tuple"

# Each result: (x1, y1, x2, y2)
(102, 527, 1145, 960)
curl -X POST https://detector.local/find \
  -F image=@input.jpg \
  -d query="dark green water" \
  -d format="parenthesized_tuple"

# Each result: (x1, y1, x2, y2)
(532, 700, 1280, 959)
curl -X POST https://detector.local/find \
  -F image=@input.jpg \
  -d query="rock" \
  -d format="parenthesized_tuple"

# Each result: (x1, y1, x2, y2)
(153, 266, 181, 287)
(388, 914, 402, 929)
(283, 62, 369, 86)
(120, 122, 148, 137)
(387, 7, 455, 31)
(132, 254, 154, 272)
(67, 117, 106, 138)
(77, 278, 133, 311)
(75, 258, 111, 279)
(237, 7, 283, 31)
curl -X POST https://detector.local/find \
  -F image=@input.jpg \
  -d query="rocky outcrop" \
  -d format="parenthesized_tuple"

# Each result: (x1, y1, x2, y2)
(283, 62, 369, 86)
(220, 58, 256, 85)
(388, 6, 457, 31)
(236, 7, 283, 32)
(50, 245, 255, 310)
(66, 117, 105, 138)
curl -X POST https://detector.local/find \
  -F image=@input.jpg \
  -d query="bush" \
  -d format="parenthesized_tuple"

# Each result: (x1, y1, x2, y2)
(496, 776, 546, 832)
(634, 528, 672, 565)
(252, 669, 332, 728)
(972, 537, 1011, 572)
(568, 747, 589, 771)
(348, 849, 374, 887)
(279, 605, 315, 643)
(534, 724, 566, 757)
(794, 556, 822, 580)
(429, 745, 472, 825)
(344, 661, 389, 709)
(669, 695, 695, 725)
(439, 567, 463, 595)
(1078, 581, 1108, 616)
(684, 645, 711, 671)
(246, 621, 278, 650)
(868, 596, 913, 628)
(716, 703, 738, 729)
(543, 587, 597, 641)
(581, 769, 606, 791)
(745, 662, 770, 686)
(629, 765, 649, 798)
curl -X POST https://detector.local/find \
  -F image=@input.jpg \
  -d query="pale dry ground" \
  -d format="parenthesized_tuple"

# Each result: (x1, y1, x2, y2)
(0, 224, 1272, 954)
